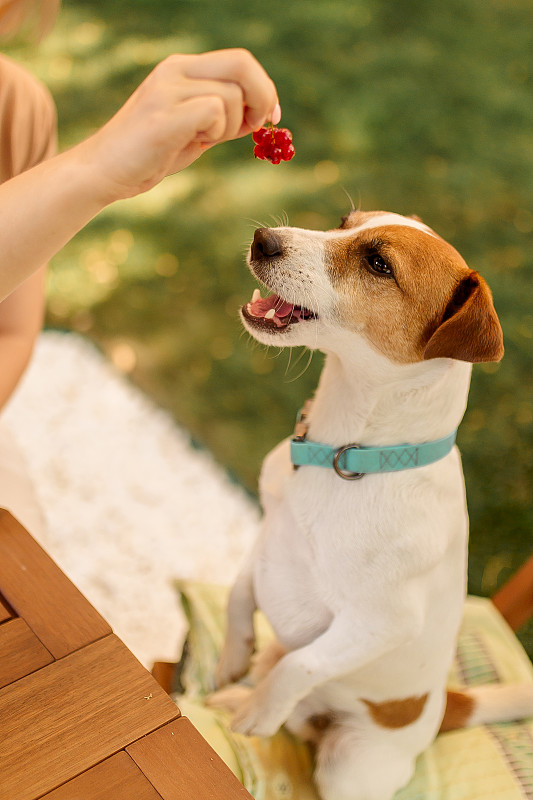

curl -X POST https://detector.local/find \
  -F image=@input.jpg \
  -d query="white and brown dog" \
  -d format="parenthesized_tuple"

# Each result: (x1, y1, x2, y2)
(211, 211, 533, 800)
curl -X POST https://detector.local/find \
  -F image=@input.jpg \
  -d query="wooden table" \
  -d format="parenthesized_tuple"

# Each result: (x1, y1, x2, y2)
(0, 510, 251, 800)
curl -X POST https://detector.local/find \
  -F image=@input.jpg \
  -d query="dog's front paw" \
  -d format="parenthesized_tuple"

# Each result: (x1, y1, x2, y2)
(231, 696, 276, 737)
(229, 687, 288, 738)
(216, 637, 254, 688)
(206, 684, 252, 714)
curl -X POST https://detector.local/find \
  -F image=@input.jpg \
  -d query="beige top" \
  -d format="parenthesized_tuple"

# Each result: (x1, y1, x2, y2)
(0, 55, 57, 536)
(0, 53, 56, 183)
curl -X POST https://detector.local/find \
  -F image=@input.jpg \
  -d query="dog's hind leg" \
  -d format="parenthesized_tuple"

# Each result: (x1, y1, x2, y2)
(314, 721, 416, 800)
(284, 699, 337, 747)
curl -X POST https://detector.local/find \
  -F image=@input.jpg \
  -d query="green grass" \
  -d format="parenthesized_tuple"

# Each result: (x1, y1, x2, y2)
(5, 0, 533, 654)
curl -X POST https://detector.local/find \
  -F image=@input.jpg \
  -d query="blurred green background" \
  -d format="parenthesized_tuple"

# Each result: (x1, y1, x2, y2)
(5, 0, 533, 653)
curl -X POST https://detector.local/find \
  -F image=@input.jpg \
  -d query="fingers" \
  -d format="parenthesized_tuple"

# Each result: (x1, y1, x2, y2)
(172, 49, 279, 134)
(173, 95, 228, 145)
(170, 77, 247, 142)
(88, 48, 282, 201)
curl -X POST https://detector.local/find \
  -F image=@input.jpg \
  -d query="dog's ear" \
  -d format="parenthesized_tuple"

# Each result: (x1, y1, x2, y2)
(424, 272, 504, 363)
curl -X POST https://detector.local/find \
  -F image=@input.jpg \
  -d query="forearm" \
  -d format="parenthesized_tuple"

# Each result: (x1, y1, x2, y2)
(0, 142, 110, 301)
(0, 332, 38, 408)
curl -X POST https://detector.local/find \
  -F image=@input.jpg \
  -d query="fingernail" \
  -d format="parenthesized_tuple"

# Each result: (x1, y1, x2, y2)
(271, 103, 282, 125)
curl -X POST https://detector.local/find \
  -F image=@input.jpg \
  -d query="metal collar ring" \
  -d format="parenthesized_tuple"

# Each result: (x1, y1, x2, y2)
(332, 444, 365, 481)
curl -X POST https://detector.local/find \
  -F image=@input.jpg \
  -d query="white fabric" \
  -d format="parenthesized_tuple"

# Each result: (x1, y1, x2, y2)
(2, 331, 260, 667)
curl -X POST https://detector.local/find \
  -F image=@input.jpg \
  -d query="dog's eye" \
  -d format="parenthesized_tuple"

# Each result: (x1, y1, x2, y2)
(366, 253, 393, 277)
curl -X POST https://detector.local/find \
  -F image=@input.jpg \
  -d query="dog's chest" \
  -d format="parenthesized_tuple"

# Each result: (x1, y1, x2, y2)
(255, 438, 468, 653)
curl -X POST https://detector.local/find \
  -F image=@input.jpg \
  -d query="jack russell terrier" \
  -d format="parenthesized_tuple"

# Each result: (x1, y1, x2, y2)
(211, 210, 533, 800)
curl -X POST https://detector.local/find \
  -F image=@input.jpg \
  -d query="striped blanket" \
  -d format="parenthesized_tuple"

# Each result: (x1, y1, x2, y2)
(174, 583, 533, 800)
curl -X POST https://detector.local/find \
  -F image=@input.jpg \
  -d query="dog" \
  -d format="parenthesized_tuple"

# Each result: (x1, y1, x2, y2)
(211, 210, 533, 800)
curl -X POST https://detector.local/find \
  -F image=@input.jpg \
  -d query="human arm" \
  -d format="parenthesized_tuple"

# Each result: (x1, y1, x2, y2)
(0, 267, 46, 408)
(0, 54, 56, 406)
(0, 48, 279, 301)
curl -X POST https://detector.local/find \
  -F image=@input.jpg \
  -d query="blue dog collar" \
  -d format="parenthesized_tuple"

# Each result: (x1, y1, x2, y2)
(290, 402, 457, 480)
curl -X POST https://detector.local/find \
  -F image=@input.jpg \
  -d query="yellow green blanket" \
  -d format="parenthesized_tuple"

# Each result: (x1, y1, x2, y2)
(173, 582, 533, 800)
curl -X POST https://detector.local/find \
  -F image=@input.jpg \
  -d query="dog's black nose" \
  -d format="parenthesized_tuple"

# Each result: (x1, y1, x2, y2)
(251, 228, 283, 260)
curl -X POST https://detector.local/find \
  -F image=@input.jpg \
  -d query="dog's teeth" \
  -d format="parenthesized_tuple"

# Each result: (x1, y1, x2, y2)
(252, 289, 261, 303)
(265, 309, 276, 320)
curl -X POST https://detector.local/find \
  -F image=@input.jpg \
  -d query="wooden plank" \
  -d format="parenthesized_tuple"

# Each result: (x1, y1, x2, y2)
(152, 661, 178, 694)
(128, 717, 252, 800)
(0, 634, 180, 800)
(0, 617, 53, 688)
(0, 595, 11, 623)
(40, 751, 163, 800)
(0, 510, 111, 658)
(492, 553, 533, 630)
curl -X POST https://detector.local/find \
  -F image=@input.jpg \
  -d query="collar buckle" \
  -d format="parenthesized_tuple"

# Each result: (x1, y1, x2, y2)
(333, 444, 365, 480)
(293, 398, 313, 441)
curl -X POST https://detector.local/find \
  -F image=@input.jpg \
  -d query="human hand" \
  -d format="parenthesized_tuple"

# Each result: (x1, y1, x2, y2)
(80, 48, 280, 203)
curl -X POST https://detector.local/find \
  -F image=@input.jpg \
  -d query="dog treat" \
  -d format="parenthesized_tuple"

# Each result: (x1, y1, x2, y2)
(252, 125, 295, 164)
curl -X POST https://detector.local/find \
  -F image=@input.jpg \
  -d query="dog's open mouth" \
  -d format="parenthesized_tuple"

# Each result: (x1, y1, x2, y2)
(242, 289, 317, 331)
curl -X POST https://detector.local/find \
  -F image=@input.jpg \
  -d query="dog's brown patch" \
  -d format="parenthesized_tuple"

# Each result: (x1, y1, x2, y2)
(362, 693, 429, 729)
(325, 225, 469, 363)
(324, 223, 503, 364)
(439, 690, 475, 732)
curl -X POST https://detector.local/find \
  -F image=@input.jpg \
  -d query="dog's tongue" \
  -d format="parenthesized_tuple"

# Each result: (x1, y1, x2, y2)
(248, 289, 295, 323)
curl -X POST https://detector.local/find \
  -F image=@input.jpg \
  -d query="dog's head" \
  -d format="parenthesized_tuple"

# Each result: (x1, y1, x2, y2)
(241, 210, 504, 365)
